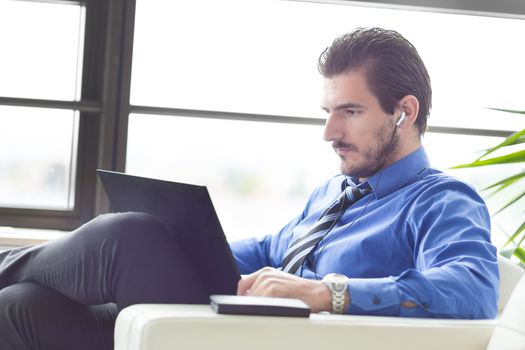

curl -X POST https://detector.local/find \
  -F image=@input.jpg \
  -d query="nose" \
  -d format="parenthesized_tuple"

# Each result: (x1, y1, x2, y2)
(323, 113, 343, 142)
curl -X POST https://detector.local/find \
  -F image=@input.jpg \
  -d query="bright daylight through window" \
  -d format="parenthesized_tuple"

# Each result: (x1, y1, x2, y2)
(127, 0, 525, 244)
(0, 0, 84, 210)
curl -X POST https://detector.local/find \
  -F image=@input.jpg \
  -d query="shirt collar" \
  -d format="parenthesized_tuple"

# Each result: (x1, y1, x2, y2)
(349, 147, 430, 199)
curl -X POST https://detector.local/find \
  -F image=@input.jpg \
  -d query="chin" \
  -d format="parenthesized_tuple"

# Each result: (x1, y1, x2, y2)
(340, 164, 357, 178)
(340, 162, 375, 179)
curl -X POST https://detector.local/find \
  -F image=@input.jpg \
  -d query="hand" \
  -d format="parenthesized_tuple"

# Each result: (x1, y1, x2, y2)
(237, 267, 333, 313)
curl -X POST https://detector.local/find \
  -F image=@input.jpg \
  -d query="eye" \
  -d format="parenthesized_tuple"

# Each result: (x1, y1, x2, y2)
(343, 109, 361, 118)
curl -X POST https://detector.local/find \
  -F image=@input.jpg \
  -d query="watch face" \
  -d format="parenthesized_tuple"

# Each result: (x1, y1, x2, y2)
(325, 273, 348, 283)
(333, 283, 347, 292)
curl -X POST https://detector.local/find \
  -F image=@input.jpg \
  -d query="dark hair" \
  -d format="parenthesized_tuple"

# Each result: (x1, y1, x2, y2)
(318, 27, 431, 135)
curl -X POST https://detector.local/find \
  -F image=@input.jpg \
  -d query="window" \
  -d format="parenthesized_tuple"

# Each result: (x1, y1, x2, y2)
(0, 1, 83, 211)
(0, 0, 110, 231)
(3, 0, 524, 242)
(0, 106, 78, 210)
(126, 114, 337, 241)
(126, 0, 525, 242)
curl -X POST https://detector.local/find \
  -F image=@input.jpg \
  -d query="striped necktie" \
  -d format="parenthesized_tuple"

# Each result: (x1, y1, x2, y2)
(281, 181, 371, 275)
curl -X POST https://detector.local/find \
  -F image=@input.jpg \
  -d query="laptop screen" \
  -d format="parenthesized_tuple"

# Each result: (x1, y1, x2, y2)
(97, 169, 240, 298)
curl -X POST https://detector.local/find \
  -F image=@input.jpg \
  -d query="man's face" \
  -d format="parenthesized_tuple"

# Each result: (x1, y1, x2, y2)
(321, 70, 399, 180)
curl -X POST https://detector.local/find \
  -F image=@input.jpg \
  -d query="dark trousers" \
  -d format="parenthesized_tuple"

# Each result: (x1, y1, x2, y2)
(0, 212, 209, 350)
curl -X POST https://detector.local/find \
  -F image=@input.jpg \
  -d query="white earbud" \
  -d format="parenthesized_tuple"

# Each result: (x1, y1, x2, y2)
(395, 111, 406, 127)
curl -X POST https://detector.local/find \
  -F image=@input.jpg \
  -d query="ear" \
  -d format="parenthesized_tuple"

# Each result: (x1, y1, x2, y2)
(397, 95, 419, 129)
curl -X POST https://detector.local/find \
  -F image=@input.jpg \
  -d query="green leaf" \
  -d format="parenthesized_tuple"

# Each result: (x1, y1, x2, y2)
(488, 108, 525, 115)
(518, 230, 525, 247)
(503, 220, 525, 247)
(475, 129, 525, 161)
(458, 109, 525, 257)
(514, 247, 525, 266)
(494, 189, 525, 215)
(484, 171, 525, 193)
(452, 150, 525, 168)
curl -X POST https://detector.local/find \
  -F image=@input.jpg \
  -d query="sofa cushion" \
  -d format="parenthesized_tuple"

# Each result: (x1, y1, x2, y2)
(487, 275, 525, 349)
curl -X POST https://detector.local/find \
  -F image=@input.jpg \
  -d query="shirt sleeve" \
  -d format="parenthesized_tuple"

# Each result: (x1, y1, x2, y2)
(347, 180, 499, 319)
(229, 214, 302, 274)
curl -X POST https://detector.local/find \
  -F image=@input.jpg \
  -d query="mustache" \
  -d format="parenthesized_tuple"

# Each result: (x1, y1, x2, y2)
(332, 141, 358, 152)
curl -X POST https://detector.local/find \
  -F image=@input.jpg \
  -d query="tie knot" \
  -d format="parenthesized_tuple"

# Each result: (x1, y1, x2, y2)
(343, 182, 371, 204)
(280, 180, 371, 275)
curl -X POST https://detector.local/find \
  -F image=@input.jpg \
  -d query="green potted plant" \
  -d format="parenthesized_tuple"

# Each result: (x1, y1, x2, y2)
(453, 109, 525, 265)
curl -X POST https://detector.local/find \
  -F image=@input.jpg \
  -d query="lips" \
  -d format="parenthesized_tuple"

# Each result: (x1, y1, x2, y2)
(333, 141, 356, 156)
(335, 146, 350, 157)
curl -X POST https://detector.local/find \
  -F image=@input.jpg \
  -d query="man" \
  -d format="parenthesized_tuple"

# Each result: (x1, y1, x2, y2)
(0, 28, 498, 349)
(233, 28, 498, 317)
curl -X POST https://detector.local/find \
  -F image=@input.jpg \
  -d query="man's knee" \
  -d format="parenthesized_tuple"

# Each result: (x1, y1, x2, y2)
(76, 212, 181, 280)
(95, 211, 166, 234)
(77, 211, 171, 249)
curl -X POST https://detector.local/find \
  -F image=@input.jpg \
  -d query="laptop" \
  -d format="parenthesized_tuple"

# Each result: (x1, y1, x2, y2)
(97, 169, 241, 301)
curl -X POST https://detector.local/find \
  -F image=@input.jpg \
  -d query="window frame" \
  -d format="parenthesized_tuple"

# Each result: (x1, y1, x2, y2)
(0, 0, 134, 230)
(299, 0, 525, 18)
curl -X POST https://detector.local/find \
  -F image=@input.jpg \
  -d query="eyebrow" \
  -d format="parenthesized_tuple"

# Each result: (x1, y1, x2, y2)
(321, 102, 367, 112)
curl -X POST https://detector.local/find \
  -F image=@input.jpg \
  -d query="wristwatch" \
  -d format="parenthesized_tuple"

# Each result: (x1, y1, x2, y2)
(322, 273, 349, 314)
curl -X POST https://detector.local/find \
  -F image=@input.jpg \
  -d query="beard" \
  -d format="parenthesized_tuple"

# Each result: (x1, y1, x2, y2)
(335, 124, 400, 179)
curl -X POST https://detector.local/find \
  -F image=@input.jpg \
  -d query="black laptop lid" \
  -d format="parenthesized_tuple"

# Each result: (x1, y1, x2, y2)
(97, 169, 240, 298)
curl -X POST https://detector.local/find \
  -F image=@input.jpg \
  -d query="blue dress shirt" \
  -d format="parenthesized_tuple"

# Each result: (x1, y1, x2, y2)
(230, 147, 499, 319)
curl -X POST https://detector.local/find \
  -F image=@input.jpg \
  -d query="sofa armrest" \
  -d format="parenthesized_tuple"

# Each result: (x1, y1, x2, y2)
(114, 304, 496, 350)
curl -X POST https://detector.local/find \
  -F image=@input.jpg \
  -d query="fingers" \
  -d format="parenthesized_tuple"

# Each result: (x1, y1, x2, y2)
(236, 267, 281, 296)
(236, 267, 334, 312)
(237, 271, 256, 295)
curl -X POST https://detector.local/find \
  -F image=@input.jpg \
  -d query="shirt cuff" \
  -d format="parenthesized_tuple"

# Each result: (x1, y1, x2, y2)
(347, 276, 401, 316)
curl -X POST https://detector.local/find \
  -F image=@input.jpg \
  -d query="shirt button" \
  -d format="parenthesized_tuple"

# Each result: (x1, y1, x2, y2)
(373, 296, 381, 305)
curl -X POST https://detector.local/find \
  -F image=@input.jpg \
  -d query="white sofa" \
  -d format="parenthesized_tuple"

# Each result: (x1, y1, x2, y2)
(114, 256, 525, 350)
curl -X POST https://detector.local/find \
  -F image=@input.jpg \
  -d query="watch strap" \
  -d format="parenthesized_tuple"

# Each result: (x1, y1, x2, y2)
(322, 274, 349, 314)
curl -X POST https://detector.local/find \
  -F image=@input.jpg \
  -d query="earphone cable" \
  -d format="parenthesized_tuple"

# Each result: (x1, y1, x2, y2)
(308, 120, 398, 279)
